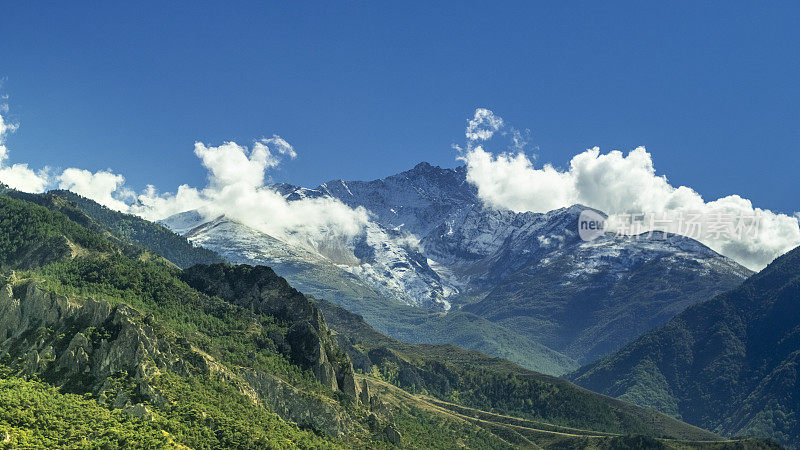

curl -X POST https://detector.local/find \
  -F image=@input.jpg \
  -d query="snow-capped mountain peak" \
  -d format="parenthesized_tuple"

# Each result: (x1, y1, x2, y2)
(160, 162, 752, 370)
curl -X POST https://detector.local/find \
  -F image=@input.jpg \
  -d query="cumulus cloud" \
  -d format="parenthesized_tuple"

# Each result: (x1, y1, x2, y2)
(130, 139, 369, 258)
(0, 101, 366, 260)
(57, 168, 132, 211)
(132, 184, 206, 222)
(0, 108, 131, 202)
(0, 111, 50, 193)
(459, 109, 800, 271)
(193, 136, 296, 189)
(0, 150, 51, 193)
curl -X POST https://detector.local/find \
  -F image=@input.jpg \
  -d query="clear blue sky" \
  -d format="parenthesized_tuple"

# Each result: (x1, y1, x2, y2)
(1, 1, 798, 213)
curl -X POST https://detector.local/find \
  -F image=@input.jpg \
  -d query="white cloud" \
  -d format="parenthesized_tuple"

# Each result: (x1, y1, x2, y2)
(262, 134, 297, 159)
(132, 184, 206, 222)
(57, 168, 132, 211)
(2, 99, 796, 271)
(459, 110, 800, 271)
(0, 161, 51, 193)
(0, 109, 18, 137)
(194, 141, 274, 188)
(466, 108, 504, 141)
(192, 136, 297, 188)
(0, 103, 366, 258)
(130, 138, 369, 258)
(461, 146, 576, 213)
(0, 109, 141, 210)
(0, 111, 50, 193)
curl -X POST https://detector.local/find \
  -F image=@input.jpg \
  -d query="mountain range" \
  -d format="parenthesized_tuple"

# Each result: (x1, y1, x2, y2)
(159, 162, 751, 372)
(0, 185, 773, 448)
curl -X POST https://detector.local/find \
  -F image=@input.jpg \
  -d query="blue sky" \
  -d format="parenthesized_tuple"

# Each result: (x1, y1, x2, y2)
(1, 1, 798, 214)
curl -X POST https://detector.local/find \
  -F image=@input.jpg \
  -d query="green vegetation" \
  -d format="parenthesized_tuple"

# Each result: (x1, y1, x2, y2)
(384, 406, 506, 449)
(0, 193, 347, 447)
(49, 190, 224, 268)
(35, 254, 325, 394)
(0, 191, 782, 448)
(150, 373, 339, 449)
(0, 367, 341, 449)
(0, 196, 114, 266)
(383, 310, 578, 375)
(0, 373, 170, 448)
(245, 251, 577, 375)
(315, 297, 722, 442)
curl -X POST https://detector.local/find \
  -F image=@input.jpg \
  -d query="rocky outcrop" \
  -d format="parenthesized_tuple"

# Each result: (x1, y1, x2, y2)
(286, 320, 339, 390)
(181, 264, 363, 403)
(242, 369, 355, 436)
(0, 281, 362, 436)
(0, 282, 177, 400)
(359, 378, 371, 405)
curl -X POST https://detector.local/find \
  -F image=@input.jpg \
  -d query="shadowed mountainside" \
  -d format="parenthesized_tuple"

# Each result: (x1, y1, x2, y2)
(571, 245, 800, 448)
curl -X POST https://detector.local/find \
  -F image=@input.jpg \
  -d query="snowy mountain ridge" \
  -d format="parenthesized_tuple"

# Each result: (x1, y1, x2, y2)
(160, 162, 752, 371)
(161, 205, 454, 310)
(162, 161, 748, 314)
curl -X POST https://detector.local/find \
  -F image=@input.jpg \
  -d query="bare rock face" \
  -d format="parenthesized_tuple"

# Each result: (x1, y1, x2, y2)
(55, 332, 91, 377)
(0, 283, 176, 398)
(359, 378, 371, 405)
(338, 360, 360, 403)
(286, 320, 339, 391)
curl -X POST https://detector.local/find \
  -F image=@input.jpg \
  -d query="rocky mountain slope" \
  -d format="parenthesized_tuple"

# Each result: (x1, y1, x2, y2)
(463, 228, 751, 364)
(161, 162, 751, 373)
(570, 244, 800, 448)
(162, 210, 579, 374)
(0, 189, 772, 448)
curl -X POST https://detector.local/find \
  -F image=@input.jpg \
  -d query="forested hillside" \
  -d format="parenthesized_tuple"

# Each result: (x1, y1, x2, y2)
(571, 245, 800, 448)
(48, 189, 225, 268)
